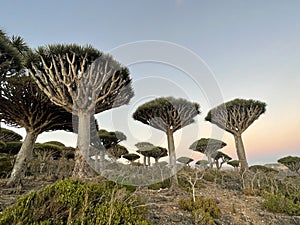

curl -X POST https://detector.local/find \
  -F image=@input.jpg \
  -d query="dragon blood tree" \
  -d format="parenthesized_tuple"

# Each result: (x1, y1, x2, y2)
(27, 44, 134, 177)
(133, 97, 200, 187)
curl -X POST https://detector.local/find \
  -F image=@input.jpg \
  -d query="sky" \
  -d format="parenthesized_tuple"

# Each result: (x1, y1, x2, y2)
(1, 0, 299, 165)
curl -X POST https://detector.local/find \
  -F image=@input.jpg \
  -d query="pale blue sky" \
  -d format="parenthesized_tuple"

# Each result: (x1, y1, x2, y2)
(1, 0, 300, 165)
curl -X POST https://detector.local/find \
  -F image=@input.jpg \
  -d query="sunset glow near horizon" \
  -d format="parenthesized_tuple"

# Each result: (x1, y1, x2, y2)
(1, 0, 299, 165)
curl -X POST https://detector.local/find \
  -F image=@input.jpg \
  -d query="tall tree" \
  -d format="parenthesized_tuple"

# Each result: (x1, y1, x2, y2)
(0, 76, 73, 186)
(27, 44, 134, 177)
(205, 99, 266, 174)
(133, 97, 200, 187)
(189, 138, 226, 168)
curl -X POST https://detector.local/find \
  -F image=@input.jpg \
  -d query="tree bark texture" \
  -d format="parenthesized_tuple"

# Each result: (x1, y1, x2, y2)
(72, 111, 95, 178)
(234, 134, 251, 189)
(166, 129, 178, 187)
(7, 131, 38, 187)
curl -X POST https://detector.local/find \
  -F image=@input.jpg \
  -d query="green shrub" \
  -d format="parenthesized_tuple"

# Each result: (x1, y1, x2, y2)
(2, 141, 22, 155)
(179, 197, 221, 225)
(0, 179, 151, 225)
(263, 193, 300, 216)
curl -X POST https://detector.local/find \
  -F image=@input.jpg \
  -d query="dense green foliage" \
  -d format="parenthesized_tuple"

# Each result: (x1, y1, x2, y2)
(1, 141, 22, 155)
(0, 179, 150, 225)
(263, 193, 300, 216)
(179, 197, 221, 225)
(133, 97, 200, 133)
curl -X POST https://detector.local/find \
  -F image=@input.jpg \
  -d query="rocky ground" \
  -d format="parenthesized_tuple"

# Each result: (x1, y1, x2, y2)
(0, 176, 299, 225)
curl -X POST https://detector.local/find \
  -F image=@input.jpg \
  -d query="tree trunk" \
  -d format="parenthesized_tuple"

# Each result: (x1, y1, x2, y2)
(234, 134, 251, 189)
(166, 129, 178, 187)
(207, 154, 213, 169)
(7, 131, 38, 187)
(72, 111, 94, 178)
(143, 156, 146, 166)
(234, 134, 249, 172)
(147, 156, 151, 166)
(155, 158, 159, 164)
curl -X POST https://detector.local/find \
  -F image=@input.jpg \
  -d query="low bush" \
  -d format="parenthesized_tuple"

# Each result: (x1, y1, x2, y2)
(0, 179, 151, 225)
(179, 197, 221, 225)
(263, 193, 300, 216)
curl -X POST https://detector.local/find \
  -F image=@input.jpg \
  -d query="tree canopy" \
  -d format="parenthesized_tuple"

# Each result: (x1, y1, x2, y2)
(98, 129, 126, 149)
(190, 138, 226, 168)
(0, 76, 73, 133)
(0, 128, 22, 142)
(278, 156, 300, 174)
(107, 144, 128, 161)
(123, 153, 140, 163)
(177, 156, 194, 165)
(133, 97, 200, 133)
(0, 30, 28, 78)
(205, 98, 266, 136)
(27, 44, 134, 114)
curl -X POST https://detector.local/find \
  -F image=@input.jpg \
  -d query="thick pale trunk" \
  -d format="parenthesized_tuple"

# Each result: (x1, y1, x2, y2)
(234, 134, 249, 172)
(166, 129, 178, 187)
(207, 154, 213, 169)
(155, 158, 159, 164)
(234, 134, 251, 189)
(7, 131, 38, 187)
(143, 156, 147, 166)
(72, 111, 94, 178)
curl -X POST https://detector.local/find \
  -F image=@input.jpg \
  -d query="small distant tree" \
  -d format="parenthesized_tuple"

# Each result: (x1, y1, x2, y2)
(213, 151, 232, 170)
(133, 97, 200, 188)
(227, 160, 240, 170)
(123, 153, 140, 164)
(148, 146, 168, 164)
(135, 142, 154, 166)
(195, 160, 209, 170)
(205, 99, 266, 175)
(107, 144, 128, 162)
(177, 156, 194, 166)
(190, 138, 226, 168)
(98, 129, 126, 149)
(278, 156, 300, 175)
(27, 44, 134, 177)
